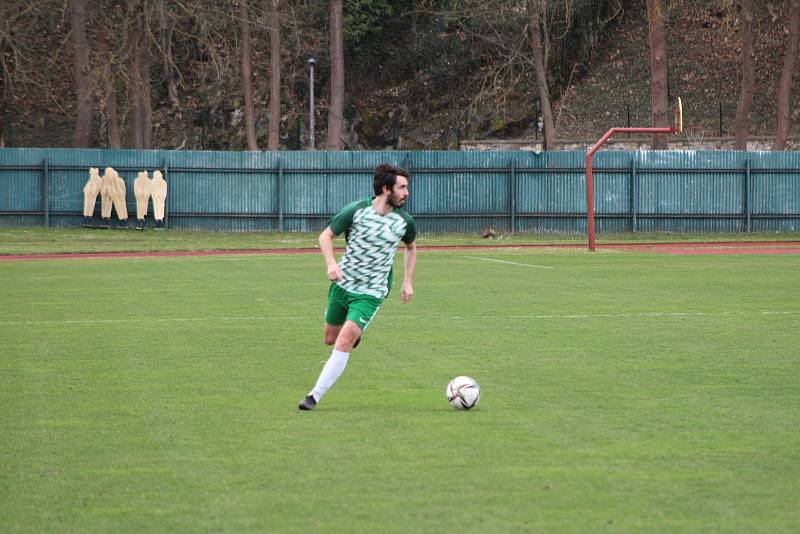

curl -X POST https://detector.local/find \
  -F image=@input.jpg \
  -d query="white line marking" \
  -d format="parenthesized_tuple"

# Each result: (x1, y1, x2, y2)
(0, 316, 307, 326)
(464, 256, 554, 269)
(392, 312, 725, 320)
(1, 310, 797, 326)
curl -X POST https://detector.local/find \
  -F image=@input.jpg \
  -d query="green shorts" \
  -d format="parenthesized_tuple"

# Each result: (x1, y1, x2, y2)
(325, 283, 383, 331)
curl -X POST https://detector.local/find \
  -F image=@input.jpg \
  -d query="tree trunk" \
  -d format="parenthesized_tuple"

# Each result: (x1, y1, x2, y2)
(268, 0, 281, 150)
(241, 0, 258, 150)
(127, 7, 152, 149)
(526, 0, 556, 149)
(0, 0, 9, 146)
(141, 26, 152, 149)
(734, 0, 755, 150)
(326, 0, 345, 150)
(775, 0, 800, 150)
(646, 0, 669, 149)
(128, 10, 144, 149)
(71, 0, 95, 148)
(105, 66, 121, 149)
(158, 0, 179, 108)
(100, 39, 121, 149)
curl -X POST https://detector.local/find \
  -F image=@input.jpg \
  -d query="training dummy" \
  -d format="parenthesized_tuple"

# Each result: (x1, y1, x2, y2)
(110, 168, 129, 225)
(150, 170, 167, 229)
(99, 167, 116, 227)
(133, 170, 151, 229)
(82, 167, 102, 227)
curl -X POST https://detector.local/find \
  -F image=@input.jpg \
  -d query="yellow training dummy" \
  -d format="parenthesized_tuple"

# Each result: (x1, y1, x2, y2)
(100, 167, 116, 227)
(150, 170, 167, 229)
(110, 168, 129, 223)
(82, 167, 102, 226)
(133, 170, 151, 229)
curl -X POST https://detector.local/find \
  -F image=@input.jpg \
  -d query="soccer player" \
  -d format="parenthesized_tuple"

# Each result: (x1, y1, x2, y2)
(298, 163, 417, 410)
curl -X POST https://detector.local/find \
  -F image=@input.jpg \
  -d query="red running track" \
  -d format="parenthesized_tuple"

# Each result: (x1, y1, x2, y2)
(1, 241, 799, 261)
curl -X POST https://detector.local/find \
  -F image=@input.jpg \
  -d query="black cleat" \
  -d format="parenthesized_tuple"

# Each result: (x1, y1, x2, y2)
(298, 395, 317, 411)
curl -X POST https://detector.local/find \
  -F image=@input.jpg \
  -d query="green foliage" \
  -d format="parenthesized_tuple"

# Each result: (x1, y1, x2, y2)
(344, 0, 394, 48)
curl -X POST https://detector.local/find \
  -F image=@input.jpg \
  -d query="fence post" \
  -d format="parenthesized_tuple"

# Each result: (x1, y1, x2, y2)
(163, 159, 169, 229)
(277, 158, 284, 232)
(509, 158, 516, 233)
(631, 156, 637, 233)
(43, 158, 50, 227)
(745, 157, 751, 233)
(626, 104, 631, 138)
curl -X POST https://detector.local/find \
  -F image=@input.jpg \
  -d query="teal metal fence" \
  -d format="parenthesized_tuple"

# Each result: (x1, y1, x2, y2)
(1, 148, 798, 233)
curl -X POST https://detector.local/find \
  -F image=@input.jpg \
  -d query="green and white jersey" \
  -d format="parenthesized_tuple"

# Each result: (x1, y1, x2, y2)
(329, 198, 416, 299)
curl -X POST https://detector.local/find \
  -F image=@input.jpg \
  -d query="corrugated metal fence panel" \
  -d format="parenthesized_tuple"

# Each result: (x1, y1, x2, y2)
(282, 151, 330, 217)
(593, 151, 629, 233)
(410, 151, 510, 213)
(750, 151, 800, 232)
(0, 168, 41, 211)
(635, 151, 747, 232)
(165, 151, 280, 231)
(515, 151, 583, 233)
(0, 148, 41, 225)
(407, 151, 513, 233)
(2, 148, 799, 233)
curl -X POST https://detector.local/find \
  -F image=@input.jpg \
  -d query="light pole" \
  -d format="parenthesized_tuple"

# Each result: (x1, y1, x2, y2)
(308, 57, 316, 150)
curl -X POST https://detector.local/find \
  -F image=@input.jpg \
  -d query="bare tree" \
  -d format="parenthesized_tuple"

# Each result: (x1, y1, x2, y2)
(71, 0, 95, 147)
(0, 0, 9, 146)
(158, 0, 179, 108)
(127, 6, 153, 149)
(646, 0, 669, 149)
(98, 36, 121, 148)
(775, 0, 800, 150)
(526, 0, 556, 149)
(241, 0, 258, 150)
(268, 0, 281, 150)
(734, 0, 755, 150)
(326, 0, 344, 150)
(104, 65, 121, 148)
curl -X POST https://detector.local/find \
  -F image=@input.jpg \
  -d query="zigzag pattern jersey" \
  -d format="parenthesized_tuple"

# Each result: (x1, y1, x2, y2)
(329, 199, 416, 299)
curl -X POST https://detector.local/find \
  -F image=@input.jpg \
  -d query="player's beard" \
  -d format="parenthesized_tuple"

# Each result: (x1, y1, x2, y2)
(388, 192, 406, 208)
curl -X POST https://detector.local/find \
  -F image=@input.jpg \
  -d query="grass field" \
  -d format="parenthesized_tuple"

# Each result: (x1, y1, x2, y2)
(2, 245, 799, 531)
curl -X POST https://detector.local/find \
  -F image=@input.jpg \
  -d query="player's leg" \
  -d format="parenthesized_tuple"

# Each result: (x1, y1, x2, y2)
(323, 323, 342, 345)
(299, 284, 349, 410)
(342, 294, 381, 350)
(333, 320, 363, 352)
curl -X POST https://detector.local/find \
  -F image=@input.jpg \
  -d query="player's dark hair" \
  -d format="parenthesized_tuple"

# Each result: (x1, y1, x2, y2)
(373, 164, 409, 196)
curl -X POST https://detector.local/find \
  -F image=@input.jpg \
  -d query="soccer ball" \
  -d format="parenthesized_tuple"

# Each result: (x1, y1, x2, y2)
(446, 376, 480, 410)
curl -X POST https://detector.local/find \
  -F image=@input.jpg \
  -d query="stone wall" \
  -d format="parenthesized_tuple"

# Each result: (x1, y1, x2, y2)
(461, 135, 800, 152)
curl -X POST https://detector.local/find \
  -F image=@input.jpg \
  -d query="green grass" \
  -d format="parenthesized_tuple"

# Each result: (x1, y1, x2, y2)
(1, 248, 799, 531)
(1, 227, 799, 255)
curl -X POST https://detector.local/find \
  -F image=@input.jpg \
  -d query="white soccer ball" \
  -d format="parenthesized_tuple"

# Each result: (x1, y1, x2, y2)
(446, 376, 480, 410)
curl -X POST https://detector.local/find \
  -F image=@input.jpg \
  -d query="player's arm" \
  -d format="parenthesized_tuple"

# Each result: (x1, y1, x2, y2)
(400, 241, 416, 304)
(319, 227, 343, 281)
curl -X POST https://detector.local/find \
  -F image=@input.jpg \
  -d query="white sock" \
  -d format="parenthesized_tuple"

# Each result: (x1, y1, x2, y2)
(310, 349, 350, 401)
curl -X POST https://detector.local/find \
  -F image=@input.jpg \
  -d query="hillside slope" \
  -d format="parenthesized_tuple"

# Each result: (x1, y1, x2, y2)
(1, 0, 798, 149)
(556, 0, 796, 142)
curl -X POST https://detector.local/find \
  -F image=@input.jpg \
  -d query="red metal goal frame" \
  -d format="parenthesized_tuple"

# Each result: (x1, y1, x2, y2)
(584, 98, 682, 251)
